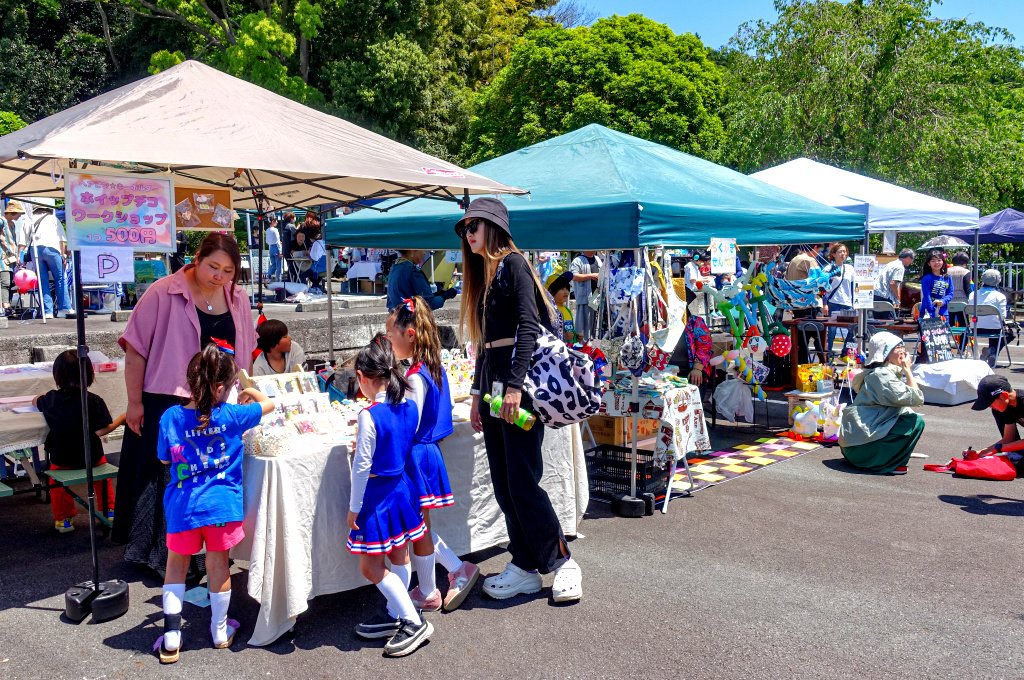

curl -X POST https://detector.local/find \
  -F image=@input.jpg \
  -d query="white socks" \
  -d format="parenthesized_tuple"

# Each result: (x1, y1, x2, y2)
(390, 561, 412, 589)
(433, 535, 463, 573)
(411, 552, 436, 593)
(162, 584, 185, 651)
(376, 571, 421, 625)
(209, 590, 232, 646)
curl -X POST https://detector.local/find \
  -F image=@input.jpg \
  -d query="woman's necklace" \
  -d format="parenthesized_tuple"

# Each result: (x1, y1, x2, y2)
(197, 285, 218, 312)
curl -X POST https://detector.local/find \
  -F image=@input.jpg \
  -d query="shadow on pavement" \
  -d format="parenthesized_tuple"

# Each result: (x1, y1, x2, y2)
(820, 456, 883, 476)
(937, 493, 1024, 516)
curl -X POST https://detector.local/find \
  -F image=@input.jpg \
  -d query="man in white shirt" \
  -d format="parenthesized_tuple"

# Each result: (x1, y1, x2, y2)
(17, 201, 70, 318)
(570, 251, 602, 341)
(872, 248, 914, 319)
(265, 217, 282, 281)
(967, 268, 1011, 366)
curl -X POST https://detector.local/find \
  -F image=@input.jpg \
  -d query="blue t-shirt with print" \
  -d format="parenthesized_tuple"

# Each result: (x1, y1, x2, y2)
(157, 402, 263, 534)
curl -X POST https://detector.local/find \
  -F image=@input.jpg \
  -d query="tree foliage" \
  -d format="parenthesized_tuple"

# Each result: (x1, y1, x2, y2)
(463, 14, 727, 164)
(724, 0, 1024, 216)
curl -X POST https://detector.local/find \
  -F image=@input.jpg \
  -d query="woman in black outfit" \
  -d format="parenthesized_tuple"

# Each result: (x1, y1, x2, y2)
(456, 198, 583, 603)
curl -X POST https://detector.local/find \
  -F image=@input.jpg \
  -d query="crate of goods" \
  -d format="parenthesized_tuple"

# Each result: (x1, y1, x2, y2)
(587, 415, 660, 447)
(585, 444, 669, 501)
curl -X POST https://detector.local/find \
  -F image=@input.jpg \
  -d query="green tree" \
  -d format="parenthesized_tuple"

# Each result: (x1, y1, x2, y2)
(724, 0, 1024, 216)
(463, 14, 727, 164)
(0, 112, 27, 136)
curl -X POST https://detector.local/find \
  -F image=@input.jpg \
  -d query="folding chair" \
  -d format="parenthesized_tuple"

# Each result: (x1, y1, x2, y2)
(970, 303, 1013, 367)
(946, 301, 969, 356)
(871, 300, 897, 321)
(797, 320, 829, 364)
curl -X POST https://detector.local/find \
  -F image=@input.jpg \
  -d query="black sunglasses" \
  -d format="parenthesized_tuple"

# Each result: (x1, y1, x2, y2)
(457, 219, 483, 240)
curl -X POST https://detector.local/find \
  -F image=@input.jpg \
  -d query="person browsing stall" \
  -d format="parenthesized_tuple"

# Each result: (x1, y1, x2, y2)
(966, 269, 1012, 366)
(16, 200, 71, 318)
(386, 250, 457, 311)
(152, 345, 273, 664)
(838, 332, 925, 475)
(253, 319, 306, 375)
(546, 272, 576, 344)
(456, 197, 583, 604)
(570, 250, 602, 342)
(873, 248, 915, 319)
(968, 374, 1024, 468)
(265, 217, 282, 282)
(115, 233, 256, 577)
(824, 242, 855, 352)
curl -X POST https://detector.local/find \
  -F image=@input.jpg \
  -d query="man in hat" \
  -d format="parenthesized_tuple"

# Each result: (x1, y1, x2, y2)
(17, 199, 71, 318)
(570, 250, 602, 342)
(969, 374, 1024, 467)
(873, 248, 916, 320)
(0, 201, 23, 316)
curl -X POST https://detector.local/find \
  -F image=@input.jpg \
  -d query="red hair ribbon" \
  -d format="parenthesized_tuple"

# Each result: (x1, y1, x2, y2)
(210, 337, 235, 355)
(402, 298, 415, 313)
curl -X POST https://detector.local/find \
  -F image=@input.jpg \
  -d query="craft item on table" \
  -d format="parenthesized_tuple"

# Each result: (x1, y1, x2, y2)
(647, 344, 670, 371)
(619, 333, 646, 372)
(791, 401, 821, 437)
(607, 266, 646, 304)
(578, 344, 608, 384)
(652, 384, 711, 466)
(819, 400, 844, 441)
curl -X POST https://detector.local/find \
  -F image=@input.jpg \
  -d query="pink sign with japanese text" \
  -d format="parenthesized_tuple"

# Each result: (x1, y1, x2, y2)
(64, 170, 176, 252)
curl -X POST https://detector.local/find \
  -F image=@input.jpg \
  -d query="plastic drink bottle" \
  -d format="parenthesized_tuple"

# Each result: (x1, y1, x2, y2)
(482, 393, 537, 431)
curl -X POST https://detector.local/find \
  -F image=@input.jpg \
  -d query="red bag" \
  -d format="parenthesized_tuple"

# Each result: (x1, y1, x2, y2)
(925, 455, 1017, 481)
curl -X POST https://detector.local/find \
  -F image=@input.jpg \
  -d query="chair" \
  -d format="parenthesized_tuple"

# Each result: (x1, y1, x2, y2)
(871, 300, 897, 321)
(969, 303, 1013, 367)
(946, 301, 969, 356)
(797, 320, 829, 364)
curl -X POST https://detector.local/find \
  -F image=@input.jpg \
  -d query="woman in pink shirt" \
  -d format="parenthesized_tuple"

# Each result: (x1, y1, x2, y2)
(113, 233, 256, 576)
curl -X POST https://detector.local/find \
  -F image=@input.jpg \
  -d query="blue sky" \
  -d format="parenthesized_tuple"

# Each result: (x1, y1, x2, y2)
(585, 0, 1024, 48)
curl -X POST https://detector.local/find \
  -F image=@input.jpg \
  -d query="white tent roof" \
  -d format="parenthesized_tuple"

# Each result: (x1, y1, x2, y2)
(0, 60, 522, 210)
(751, 158, 978, 232)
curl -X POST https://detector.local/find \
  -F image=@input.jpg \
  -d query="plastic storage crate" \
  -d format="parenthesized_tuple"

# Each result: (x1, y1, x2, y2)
(585, 444, 669, 501)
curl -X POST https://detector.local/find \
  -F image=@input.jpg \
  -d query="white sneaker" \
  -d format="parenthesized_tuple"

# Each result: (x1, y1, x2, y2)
(482, 563, 542, 600)
(56, 309, 69, 319)
(551, 558, 582, 603)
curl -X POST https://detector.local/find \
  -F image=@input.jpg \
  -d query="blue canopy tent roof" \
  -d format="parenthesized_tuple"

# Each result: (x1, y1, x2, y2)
(944, 208, 1024, 244)
(325, 125, 865, 250)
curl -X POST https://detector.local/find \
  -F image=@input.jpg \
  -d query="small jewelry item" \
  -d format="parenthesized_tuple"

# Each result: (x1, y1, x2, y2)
(202, 298, 213, 312)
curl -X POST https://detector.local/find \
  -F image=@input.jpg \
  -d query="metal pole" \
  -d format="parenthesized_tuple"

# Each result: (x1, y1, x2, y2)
(73, 250, 100, 591)
(858, 225, 869, 353)
(325, 211, 335, 364)
(972, 226, 980, 359)
(245, 212, 254, 302)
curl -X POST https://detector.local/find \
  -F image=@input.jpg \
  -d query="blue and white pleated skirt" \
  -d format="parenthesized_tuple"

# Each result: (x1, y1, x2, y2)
(346, 473, 427, 555)
(407, 441, 454, 509)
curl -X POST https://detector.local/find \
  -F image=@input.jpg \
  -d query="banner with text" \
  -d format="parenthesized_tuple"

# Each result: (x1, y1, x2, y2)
(710, 238, 737, 275)
(79, 247, 135, 283)
(65, 170, 176, 252)
(853, 255, 879, 310)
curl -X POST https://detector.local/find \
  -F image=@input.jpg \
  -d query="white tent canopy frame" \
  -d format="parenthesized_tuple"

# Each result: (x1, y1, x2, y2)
(752, 157, 983, 356)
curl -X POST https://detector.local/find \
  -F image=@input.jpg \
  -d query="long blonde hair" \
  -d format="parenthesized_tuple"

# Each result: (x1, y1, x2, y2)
(459, 220, 554, 346)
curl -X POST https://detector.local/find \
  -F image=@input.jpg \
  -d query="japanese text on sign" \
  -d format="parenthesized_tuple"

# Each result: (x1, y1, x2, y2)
(853, 255, 879, 310)
(710, 238, 737, 275)
(65, 171, 176, 252)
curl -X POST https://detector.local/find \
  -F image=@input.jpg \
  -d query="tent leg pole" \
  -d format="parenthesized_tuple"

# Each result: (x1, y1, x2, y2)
(326, 225, 335, 365)
(973, 227, 980, 359)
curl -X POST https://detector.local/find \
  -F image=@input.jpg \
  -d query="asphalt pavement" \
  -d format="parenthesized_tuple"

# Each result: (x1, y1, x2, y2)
(2, 352, 1023, 679)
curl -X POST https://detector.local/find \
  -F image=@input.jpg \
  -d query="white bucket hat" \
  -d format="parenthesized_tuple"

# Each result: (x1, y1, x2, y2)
(865, 331, 904, 368)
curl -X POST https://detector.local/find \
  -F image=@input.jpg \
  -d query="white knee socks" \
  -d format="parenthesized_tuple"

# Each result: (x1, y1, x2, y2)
(209, 590, 232, 646)
(433, 535, 463, 573)
(411, 552, 436, 593)
(162, 584, 185, 651)
(390, 561, 412, 589)
(375, 571, 421, 625)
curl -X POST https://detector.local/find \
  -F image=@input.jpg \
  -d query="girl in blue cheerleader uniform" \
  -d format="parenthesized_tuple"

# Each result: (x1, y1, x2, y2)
(347, 334, 433, 657)
(386, 297, 481, 613)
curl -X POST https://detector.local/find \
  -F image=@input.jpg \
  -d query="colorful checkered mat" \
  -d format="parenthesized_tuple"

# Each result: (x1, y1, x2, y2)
(669, 436, 822, 494)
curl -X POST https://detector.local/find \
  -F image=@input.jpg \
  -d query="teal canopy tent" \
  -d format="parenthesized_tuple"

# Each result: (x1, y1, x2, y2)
(325, 125, 865, 249)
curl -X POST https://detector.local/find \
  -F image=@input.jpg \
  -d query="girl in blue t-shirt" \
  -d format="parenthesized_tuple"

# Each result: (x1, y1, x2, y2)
(153, 344, 274, 664)
(348, 334, 433, 657)
(386, 297, 480, 614)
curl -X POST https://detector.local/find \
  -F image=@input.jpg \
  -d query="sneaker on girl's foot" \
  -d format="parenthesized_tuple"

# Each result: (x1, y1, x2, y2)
(551, 558, 583, 603)
(408, 586, 442, 612)
(55, 518, 74, 533)
(443, 562, 480, 612)
(888, 466, 909, 475)
(383, 619, 433, 657)
(355, 609, 402, 640)
(482, 563, 542, 600)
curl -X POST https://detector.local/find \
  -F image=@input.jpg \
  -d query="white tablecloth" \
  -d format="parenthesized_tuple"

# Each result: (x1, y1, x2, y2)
(232, 420, 586, 646)
(346, 261, 382, 280)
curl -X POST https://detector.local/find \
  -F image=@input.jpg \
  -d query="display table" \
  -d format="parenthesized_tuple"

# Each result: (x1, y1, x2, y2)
(346, 261, 382, 280)
(911, 359, 992, 405)
(781, 319, 917, 389)
(232, 416, 586, 646)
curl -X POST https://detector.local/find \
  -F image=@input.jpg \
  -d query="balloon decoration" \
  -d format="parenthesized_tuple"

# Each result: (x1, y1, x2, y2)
(770, 333, 792, 358)
(14, 268, 37, 294)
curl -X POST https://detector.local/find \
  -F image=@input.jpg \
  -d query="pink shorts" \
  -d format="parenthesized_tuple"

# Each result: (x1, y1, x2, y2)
(166, 521, 245, 556)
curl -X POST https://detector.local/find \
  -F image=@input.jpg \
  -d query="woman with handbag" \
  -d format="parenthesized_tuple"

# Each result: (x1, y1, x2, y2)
(838, 332, 925, 475)
(456, 197, 583, 604)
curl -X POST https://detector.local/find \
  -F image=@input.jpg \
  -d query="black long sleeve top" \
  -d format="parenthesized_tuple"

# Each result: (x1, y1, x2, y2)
(473, 252, 543, 392)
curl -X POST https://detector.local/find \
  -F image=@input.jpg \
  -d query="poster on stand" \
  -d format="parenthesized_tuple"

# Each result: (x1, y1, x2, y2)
(79, 247, 135, 283)
(710, 238, 737, 274)
(853, 255, 879, 310)
(64, 170, 176, 252)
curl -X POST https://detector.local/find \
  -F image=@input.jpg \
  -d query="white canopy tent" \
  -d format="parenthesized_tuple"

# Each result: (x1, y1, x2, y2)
(751, 158, 978, 232)
(0, 60, 522, 209)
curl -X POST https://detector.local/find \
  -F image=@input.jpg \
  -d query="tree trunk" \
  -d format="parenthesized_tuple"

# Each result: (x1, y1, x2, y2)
(299, 34, 310, 83)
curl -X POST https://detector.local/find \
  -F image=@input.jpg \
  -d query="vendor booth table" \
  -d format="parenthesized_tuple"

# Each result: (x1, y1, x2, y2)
(232, 411, 587, 647)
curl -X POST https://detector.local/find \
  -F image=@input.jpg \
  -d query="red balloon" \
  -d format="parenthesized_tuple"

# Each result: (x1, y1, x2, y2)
(770, 333, 792, 358)
(13, 268, 37, 294)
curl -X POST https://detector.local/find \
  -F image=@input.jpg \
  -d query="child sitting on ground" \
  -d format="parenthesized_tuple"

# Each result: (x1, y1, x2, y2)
(35, 350, 125, 533)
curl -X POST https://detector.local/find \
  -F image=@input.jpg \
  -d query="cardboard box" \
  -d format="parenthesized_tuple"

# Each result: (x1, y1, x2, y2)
(588, 415, 660, 446)
(358, 278, 377, 294)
